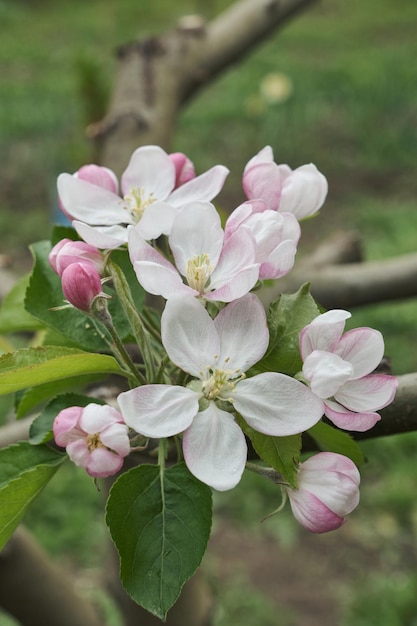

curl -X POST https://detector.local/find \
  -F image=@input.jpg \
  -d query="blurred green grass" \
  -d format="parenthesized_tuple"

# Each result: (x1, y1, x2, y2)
(1, 0, 417, 624)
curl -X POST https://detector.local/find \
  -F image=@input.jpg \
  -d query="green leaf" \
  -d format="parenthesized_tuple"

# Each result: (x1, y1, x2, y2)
(25, 240, 112, 351)
(251, 283, 320, 376)
(0, 274, 44, 334)
(106, 463, 212, 620)
(0, 442, 65, 550)
(240, 419, 301, 488)
(307, 421, 365, 466)
(0, 346, 125, 396)
(29, 393, 105, 445)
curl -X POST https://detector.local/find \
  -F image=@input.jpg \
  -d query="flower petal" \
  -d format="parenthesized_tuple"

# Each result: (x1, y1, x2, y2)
(100, 423, 130, 456)
(168, 165, 229, 206)
(121, 145, 175, 200)
(335, 374, 398, 412)
(57, 173, 126, 225)
(135, 201, 179, 239)
(242, 162, 282, 211)
(80, 404, 123, 434)
(279, 163, 328, 219)
(335, 327, 385, 378)
(66, 439, 90, 469)
(288, 489, 345, 533)
(302, 350, 354, 399)
(214, 294, 268, 372)
(87, 447, 124, 478)
(243, 146, 274, 173)
(161, 296, 219, 377)
(183, 403, 247, 491)
(324, 399, 381, 432)
(118, 384, 200, 438)
(299, 310, 351, 360)
(73, 221, 127, 249)
(234, 372, 324, 436)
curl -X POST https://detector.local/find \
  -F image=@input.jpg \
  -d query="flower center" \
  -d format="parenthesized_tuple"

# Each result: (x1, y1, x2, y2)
(201, 363, 246, 402)
(185, 253, 213, 293)
(123, 187, 156, 223)
(86, 433, 104, 452)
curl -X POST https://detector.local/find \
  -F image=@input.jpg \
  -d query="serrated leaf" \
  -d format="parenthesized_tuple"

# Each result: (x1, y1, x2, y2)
(106, 463, 212, 620)
(307, 421, 365, 466)
(0, 346, 125, 396)
(251, 283, 320, 376)
(240, 419, 301, 487)
(0, 274, 44, 334)
(29, 393, 105, 444)
(0, 442, 65, 550)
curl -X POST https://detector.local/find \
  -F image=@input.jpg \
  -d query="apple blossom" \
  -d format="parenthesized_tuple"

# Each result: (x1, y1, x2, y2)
(49, 238, 104, 276)
(57, 145, 229, 249)
(243, 145, 328, 220)
(285, 452, 360, 533)
(118, 294, 324, 491)
(53, 404, 130, 478)
(128, 201, 260, 301)
(61, 261, 104, 313)
(300, 310, 398, 431)
(224, 200, 301, 280)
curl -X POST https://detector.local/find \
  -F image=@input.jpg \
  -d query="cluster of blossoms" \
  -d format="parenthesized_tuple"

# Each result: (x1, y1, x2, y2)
(49, 145, 397, 533)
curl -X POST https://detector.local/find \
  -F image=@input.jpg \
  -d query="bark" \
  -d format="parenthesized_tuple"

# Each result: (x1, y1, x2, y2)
(90, 0, 318, 173)
(0, 527, 103, 626)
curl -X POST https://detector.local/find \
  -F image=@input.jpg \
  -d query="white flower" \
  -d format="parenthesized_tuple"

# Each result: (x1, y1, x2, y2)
(118, 294, 324, 491)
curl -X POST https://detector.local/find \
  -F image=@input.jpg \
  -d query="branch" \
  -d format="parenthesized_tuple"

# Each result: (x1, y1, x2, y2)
(91, 0, 317, 172)
(258, 231, 417, 309)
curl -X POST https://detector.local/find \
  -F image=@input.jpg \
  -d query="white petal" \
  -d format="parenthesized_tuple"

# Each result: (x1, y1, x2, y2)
(118, 385, 200, 438)
(302, 350, 354, 399)
(135, 201, 179, 239)
(206, 265, 260, 303)
(58, 173, 127, 225)
(100, 423, 130, 456)
(80, 404, 123, 434)
(73, 221, 127, 249)
(234, 372, 324, 436)
(279, 163, 328, 219)
(335, 328, 385, 378)
(169, 202, 223, 275)
(299, 310, 351, 360)
(335, 374, 398, 412)
(161, 296, 219, 377)
(183, 403, 247, 491)
(214, 294, 268, 372)
(121, 145, 175, 200)
(243, 146, 274, 173)
(168, 165, 229, 206)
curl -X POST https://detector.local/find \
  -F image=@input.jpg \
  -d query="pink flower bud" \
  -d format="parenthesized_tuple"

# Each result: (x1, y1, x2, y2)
(49, 239, 104, 276)
(75, 164, 119, 194)
(169, 152, 196, 187)
(61, 261, 103, 312)
(286, 452, 360, 533)
(53, 403, 130, 478)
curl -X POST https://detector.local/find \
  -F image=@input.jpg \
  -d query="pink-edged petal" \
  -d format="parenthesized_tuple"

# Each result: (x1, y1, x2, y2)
(76, 164, 119, 194)
(335, 374, 398, 412)
(242, 162, 282, 211)
(324, 399, 381, 432)
(234, 372, 324, 436)
(298, 453, 360, 515)
(206, 265, 260, 303)
(128, 226, 196, 298)
(121, 145, 175, 200)
(161, 296, 220, 377)
(73, 221, 127, 249)
(53, 406, 84, 446)
(259, 239, 297, 280)
(213, 294, 268, 372)
(183, 403, 247, 491)
(243, 146, 274, 173)
(99, 423, 130, 456)
(224, 200, 267, 239)
(118, 384, 200, 438)
(169, 202, 224, 275)
(58, 173, 127, 225)
(335, 327, 385, 378)
(299, 310, 351, 360)
(87, 447, 124, 478)
(302, 350, 354, 399)
(288, 489, 345, 533)
(80, 404, 123, 434)
(168, 165, 229, 206)
(279, 163, 328, 219)
(135, 201, 179, 239)
(66, 439, 90, 469)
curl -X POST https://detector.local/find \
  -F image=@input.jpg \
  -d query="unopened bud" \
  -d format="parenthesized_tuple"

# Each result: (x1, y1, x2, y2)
(49, 239, 104, 276)
(61, 261, 103, 312)
(169, 152, 196, 187)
